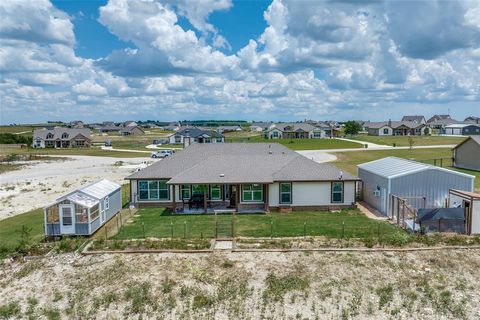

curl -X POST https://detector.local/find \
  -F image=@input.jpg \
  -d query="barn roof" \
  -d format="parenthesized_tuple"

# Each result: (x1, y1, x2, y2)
(357, 157, 475, 179)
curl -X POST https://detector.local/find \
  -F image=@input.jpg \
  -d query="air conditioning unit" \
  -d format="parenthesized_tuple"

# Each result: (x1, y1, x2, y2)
(373, 190, 381, 197)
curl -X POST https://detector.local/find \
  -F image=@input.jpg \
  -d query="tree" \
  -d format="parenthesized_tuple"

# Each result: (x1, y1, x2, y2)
(408, 136, 415, 150)
(343, 121, 362, 135)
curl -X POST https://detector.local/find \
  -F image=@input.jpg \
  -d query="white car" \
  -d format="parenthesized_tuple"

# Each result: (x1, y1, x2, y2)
(151, 150, 173, 158)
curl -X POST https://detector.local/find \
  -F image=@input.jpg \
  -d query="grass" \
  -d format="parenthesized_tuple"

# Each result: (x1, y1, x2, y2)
(0, 208, 45, 253)
(333, 148, 480, 191)
(114, 208, 401, 240)
(0, 162, 23, 174)
(348, 135, 465, 147)
(0, 146, 148, 158)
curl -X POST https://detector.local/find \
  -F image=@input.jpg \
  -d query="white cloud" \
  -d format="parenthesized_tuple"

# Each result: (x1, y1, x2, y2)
(73, 80, 108, 96)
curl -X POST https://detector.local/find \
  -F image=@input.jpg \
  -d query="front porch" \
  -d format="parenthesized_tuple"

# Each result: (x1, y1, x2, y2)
(170, 183, 269, 214)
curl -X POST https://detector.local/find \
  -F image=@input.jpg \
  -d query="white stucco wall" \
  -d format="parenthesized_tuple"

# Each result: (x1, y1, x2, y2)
(269, 181, 356, 207)
(378, 126, 393, 136)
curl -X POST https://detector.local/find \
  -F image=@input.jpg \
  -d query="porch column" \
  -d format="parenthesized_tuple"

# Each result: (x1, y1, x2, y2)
(203, 185, 208, 213)
(264, 184, 269, 212)
(172, 185, 176, 213)
(236, 184, 240, 211)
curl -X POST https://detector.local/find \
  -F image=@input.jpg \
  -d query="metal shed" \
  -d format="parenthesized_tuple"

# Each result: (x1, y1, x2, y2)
(44, 179, 122, 237)
(358, 157, 475, 216)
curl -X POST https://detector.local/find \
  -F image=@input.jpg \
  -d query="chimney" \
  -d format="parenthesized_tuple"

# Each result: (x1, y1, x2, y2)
(388, 119, 392, 127)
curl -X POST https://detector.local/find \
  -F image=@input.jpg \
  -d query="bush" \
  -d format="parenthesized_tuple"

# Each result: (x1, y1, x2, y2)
(0, 133, 32, 145)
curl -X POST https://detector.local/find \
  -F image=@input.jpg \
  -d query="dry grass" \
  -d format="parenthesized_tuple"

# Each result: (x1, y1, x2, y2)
(0, 250, 479, 319)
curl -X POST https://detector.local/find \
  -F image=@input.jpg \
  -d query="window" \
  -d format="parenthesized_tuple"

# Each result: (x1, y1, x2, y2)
(191, 185, 205, 196)
(204, 137, 211, 143)
(75, 204, 88, 223)
(383, 128, 389, 134)
(331, 182, 344, 203)
(46, 205, 59, 223)
(242, 184, 263, 202)
(313, 131, 322, 138)
(181, 185, 191, 200)
(280, 183, 292, 204)
(104, 196, 109, 210)
(75, 140, 85, 147)
(45, 141, 55, 147)
(62, 133, 69, 139)
(46, 133, 54, 139)
(90, 204, 99, 221)
(138, 180, 169, 200)
(175, 135, 181, 143)
(210, 185, 221, 200)
(272, 131, 279, 138)
(216, 137, 223, 143)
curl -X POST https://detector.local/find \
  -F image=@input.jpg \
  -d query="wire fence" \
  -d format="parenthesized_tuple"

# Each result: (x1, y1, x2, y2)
(419, 157, 454, 168)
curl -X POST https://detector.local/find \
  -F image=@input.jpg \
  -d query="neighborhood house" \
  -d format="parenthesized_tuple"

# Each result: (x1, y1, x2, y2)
(168, 127, 225, 146)
(365, 120, 430, 136)
(125, 143, 359, 213)
(44, 180, 122, 236)
(445, 124, 480, 136)
(267, 123, 327, 139)
(33, 127, 91, 148)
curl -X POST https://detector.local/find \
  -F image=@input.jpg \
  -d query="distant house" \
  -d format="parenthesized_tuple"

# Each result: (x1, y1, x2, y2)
(427, 114, 451, 123)
(99, 126, 122, 133)
(366, 120, 429, 136)
(168, 127, 224, 146)
(120, 126, 145, 136)
(123, 121, 138, 127)
(250, 122, 273, 132)
(267, 123, 326, 139)
(33, 127, 91, 148)
(453, 136, 480, 171)
(216, 125, 243, 134)
(165, 122, 181, 131)
(428, 118, 460, 134)
(68, 120, 84, 128)
(44, 179, 121, 236)
(445, 124, 480, 136)
(401, 115, 426, 124)
(465, 116, 480, 124)
(102, 121, 116, 127)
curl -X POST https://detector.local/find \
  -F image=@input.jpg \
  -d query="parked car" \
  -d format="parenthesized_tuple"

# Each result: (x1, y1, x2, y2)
(151, 150, 173, 158)
(104, 140, 112, 147)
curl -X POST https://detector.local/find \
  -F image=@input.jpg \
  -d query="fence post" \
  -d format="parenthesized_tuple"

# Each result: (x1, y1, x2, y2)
(342, 221, 345, 238)
(142, 222, 145, 238)
(215, 220, 218, 238)
(184, 221, 187, 239)
(303, 222, 306, 238)
(231, 217, 235, 238)
(171, 221, 174, 239)
(105, 225, 108, 240)
(270, 220, 273, 238)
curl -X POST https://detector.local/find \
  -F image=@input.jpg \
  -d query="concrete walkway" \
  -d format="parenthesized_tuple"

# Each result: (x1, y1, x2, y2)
(335, 137, 389, 149)
(101, 146, 151, 153)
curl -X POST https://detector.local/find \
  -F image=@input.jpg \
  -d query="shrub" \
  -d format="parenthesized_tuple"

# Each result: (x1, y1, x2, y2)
(0, 301, 21, 319)
(192, 293, 214, 309)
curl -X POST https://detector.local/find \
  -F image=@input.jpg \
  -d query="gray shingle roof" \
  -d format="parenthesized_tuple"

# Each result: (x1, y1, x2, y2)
(401, 115, 425, 123)
(126, 143, 357, 183)
(271, 123, 319, 132)
(173, 127, 223, 138)
(366, 121, 424, 129)
(33, 127, 91, 140)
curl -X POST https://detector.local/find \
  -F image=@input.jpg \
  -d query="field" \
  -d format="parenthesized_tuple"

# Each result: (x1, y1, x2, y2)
(114, 208, 400, 240)
(0, 146, 148, 158)
(349, 135, 465, 146)
(333, 148, 480, 191)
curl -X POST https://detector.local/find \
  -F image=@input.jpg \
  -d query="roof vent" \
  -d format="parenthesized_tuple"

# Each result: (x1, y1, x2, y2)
(219, 173, 225, 177)
(339, 170, 343, 180)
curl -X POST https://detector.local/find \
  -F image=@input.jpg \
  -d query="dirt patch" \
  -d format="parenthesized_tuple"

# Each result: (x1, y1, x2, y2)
(0, 250, 479, 319)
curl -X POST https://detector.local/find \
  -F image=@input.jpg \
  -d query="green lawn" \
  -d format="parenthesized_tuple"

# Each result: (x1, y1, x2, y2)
(333, 148, 480, 192)
(225, 135, 362, 150)
(0, 146, 148, 158)
(114, 208, 401, 240)
(0, 208, 45, 251)
(348, 135, 465, 147)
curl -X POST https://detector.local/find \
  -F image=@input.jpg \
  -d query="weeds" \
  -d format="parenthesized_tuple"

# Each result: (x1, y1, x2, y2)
(192, 292, 214, 310)
(263, 272, 310, 302)
(124, 281, 157, 315)
(376, 284, 394, 309)
(0, 301, 21, 319)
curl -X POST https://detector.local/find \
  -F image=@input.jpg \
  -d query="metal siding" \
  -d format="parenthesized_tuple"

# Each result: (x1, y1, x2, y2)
(75, 223, 89, 235)
(358, 168, 389, 215)
(104, 189, 122, 221)
(391, 169, 474, 209)
(45, 223, 60, 236)
(90, 217, 101, 233)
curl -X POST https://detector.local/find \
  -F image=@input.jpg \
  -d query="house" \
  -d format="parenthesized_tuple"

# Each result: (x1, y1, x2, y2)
(453, 136, 480, 171)
(464, 116, 480, 124)
(401, 115, 426, 124)
(445, 124, 480, 136)
(366, 120, 429, 136)
(32, 127, 91, 148)
(250, 122, 273, 132)
(427, 114, 451, 123)
(168, 127, 224, 146)
(123, 121, 138, 127)
(165, 122, 181, 131)
(267, 123, 326, 139)
(44, 180, 122, 236)
(448, 189, 480, 235)
(120, 125, 145, 136)
(125, 143, 359, 213)
(68, 120, 84, 128)
(99, 125, 122, 133)
(358, 157, 475, 216)
(216, 125, 243, 134)
(427, 118, 459, 134)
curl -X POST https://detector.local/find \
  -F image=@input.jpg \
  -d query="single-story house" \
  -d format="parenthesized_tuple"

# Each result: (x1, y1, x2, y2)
(32, 127, 91, 148)
(168, 127, 224, 146)
(401, 115, 426, 125)
(250, 122, 273, 132)
(123, 121, 138, 127)
(44, 179, 122, 236)
(427, 114, 452, 123)
(464, 116, 480, 124)
(449, 189, 480, 235)
(358, 157, 475, 216)
(120, 125, 145, 136)
(125, 143, 359, 213)
(366, 121, 430, 136)
(216, 125, 243, 134)
(267, 123, 326, 139)
(427, 118, 460, 134)
(453, 136, 480, 171)
(99, 125, 122, 133)
(445, 123, 480, 136)
(68, 120, 84, 128)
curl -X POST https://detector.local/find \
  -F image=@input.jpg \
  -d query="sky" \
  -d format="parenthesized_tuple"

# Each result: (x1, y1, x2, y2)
(0, 0, 479, 124)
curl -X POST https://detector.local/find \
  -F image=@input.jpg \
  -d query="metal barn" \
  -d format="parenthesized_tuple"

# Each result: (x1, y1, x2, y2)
(358, 157, 475, 216)
(44, 179, 122, 236)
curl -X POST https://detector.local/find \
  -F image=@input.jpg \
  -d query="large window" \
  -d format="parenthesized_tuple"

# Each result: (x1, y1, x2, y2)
(181, 185, 191, 200)
(272, 131, 279, 138)
(383, 128, 389, 134)
(242, 184, 263, 202)
(138, 180, 169, 201)
(75, 204, 88, 223)
(192, 185, 205, 196)
(210, 185, 221, 200)
(331, 182, 344, 203)
(313, 131, 322, 138)
(46, 205, 59, 223)
(90, 204, 99, 221)
(280, 183, 292, 204)
(175, 135, 181, 143)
